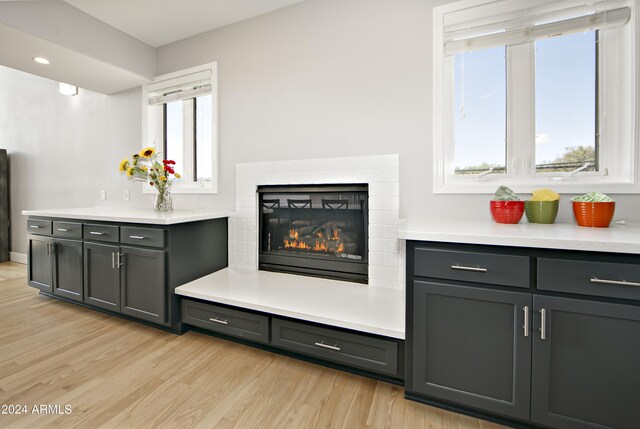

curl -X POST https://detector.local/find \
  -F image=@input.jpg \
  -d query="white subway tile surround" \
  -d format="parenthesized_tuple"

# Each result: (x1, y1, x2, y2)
(229, 154, 403, 289)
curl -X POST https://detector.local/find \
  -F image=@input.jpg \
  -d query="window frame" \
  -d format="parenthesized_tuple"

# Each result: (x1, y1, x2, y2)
(142, 62, 218, 194)
(433, 0, 640, 194)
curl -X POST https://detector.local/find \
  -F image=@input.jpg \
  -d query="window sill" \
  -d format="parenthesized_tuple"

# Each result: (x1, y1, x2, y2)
(434, 179, 640, 194)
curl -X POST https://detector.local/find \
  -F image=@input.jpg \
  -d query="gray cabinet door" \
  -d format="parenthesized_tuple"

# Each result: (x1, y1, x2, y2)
(531, 296, 640, 429)
(83, 242, 120, 312)
(412, 280, 532, 420)
(52, 239, 83, 302)
(119, 246, 166, 324)
(28, 235, 53, 292)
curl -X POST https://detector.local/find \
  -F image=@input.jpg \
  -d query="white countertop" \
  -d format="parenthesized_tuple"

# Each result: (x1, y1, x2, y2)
(399, 219, 640, 254)
(175, 268, 405, 339)
(22, 207, 231, 225)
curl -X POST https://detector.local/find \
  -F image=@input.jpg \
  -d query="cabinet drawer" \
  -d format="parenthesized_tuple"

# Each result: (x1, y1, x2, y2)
(271, 318, 399, 377)
(181, 299, 269, 344)
(538, 258, 640, 301)
(83, 224, 119, 243)
(53, 221, 82, 239)
(27, 219, 52, 236)
(414, 248, 530, 288)
(120, 227, 165, 248)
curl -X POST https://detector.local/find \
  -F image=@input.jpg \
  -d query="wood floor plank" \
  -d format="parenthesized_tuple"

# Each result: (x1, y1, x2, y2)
(0, 262, 507, 429)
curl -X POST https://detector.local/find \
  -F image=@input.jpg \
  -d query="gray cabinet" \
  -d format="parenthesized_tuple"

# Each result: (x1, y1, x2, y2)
(83, 243, 166, 323)
(28, 235, 82, 301)
(84, 242, 120, 312)
(272, 317, 400, 377)
(28, 215, 228, 331)
(531, 296, 640, 429)
(412, 280, 532, 420)
(182, 299, 269, 344)
(52, 239, 83, 302)
(28, 235, 54, 293)
(120, 246, 166, 324)
(407, 241, 640, 429)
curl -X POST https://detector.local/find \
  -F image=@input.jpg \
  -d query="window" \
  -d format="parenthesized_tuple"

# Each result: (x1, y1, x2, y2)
(433, 0, 639, 193)
(144, 63, 218, 194)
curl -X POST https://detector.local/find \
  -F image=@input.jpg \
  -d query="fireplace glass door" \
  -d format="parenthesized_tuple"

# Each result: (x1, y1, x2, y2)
(258, 184, 368, 283)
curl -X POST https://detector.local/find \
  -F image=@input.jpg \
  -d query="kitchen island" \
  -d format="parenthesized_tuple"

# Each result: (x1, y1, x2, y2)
(23, 207, 230, 332)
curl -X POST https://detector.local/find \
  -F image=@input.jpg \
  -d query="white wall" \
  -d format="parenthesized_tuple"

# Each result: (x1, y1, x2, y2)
(156, 0, 640, 224)
(3, 0, 640, 256)
(0, 65, 146, 255)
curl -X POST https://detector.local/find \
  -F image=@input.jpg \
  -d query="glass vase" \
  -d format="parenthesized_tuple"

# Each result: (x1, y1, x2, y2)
(154, 187, 174, 211)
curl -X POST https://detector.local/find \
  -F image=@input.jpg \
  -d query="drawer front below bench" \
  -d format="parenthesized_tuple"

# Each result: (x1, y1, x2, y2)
(271, 317, 399, 377)
(181, 299, 269, 344)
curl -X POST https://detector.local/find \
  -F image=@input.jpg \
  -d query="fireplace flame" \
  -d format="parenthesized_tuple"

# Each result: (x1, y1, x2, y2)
(284, 227, 344, 254)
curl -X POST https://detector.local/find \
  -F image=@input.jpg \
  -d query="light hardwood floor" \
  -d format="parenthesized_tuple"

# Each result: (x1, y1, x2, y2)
(0, 262, 506, 429)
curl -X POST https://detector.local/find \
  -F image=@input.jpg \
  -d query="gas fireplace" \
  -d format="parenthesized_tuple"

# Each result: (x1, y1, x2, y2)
(258, 184, 368, 283)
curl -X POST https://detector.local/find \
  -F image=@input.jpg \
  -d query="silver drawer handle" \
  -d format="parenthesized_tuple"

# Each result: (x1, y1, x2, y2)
(29, 225, 41, 229)
(523, 306, 529, 338)
(129, 235, 146, 240)
(89, 231, 105, 235)
(539, 308, 547, 340)
(209, 318, 228, 325)
(590, 278, 640, 287)
(314, 341, 341, 351)
(57, 228, 69, 232)
(451, 264, 488, 273)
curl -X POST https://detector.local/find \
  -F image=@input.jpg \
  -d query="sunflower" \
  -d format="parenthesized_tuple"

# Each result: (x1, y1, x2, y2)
(159, 176, 167, 182)
(126, 166, 135, 177)
(119, 159, 129, 172)
(139, 165, 148, 172)
(139, 147, 155, 158)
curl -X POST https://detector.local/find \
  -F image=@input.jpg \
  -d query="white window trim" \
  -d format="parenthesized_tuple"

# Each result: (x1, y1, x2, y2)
(433, 0, 640, 194)
(142, 62, 219, 194)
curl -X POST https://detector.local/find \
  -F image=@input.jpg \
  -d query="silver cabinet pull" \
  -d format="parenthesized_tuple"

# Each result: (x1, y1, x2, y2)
(90, 231, 104, 236)
(111, 252, 116, 269)
(129, 235, 146, 240)
(29, 225, 40, 229)
(523, 306, 529, 337)
(116, 252, 123, 268)
(451, 265, 488, 273)
(209, 317, 228, 325)
(46, 242, 51, 256)
(314, 341, 341, 351)
(57, 228, 69, 232)
(539, 308, 547, 340)
(590, 278, 640, 287)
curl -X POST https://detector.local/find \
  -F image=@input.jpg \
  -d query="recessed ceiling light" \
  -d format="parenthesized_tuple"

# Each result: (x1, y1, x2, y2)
(33, 57, 50, 65)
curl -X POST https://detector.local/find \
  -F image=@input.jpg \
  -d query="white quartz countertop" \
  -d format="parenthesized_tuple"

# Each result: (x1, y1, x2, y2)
(175, 268, 405, 339)
(22, 207, 231, 225)
(399, 219, 640, 254)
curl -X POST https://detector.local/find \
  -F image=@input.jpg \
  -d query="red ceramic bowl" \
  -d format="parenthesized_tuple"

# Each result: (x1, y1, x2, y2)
(490, 200, 525, 224)
(572, 201, 615, 228)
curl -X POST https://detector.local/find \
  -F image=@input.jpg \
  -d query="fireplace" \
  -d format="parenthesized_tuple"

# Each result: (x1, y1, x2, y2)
(258, 184, 368, 283)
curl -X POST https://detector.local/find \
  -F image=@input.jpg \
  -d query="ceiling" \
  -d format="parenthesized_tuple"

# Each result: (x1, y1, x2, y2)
(0, 0, 305, 94)
(64, 0, 305, 48)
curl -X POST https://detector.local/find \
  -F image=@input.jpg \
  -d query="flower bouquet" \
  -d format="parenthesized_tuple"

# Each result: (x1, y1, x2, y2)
(119, 147, 181, 211)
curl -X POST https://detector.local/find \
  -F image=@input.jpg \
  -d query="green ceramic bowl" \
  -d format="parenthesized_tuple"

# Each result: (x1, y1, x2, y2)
(525, 200, 559, 224)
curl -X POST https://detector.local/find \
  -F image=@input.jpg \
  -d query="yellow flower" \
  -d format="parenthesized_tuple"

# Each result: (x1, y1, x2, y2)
(159, 176, 167, 182)
(139, 147, 155, 158)
(139, 166, 148, 172)
(119, 159, 129, 172)
(174, 173, 181, 179)
(126, 167, 135, 177)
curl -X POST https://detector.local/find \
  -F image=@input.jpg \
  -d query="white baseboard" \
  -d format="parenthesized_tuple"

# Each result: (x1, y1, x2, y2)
(10, 252, 27, 264)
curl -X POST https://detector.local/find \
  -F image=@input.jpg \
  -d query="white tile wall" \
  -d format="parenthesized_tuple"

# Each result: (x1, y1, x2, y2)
(229, 154, 403, 289)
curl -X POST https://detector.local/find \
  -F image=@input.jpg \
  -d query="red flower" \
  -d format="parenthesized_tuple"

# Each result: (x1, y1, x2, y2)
(164, 166, 175, 174)
(162, 160, 176, 165)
